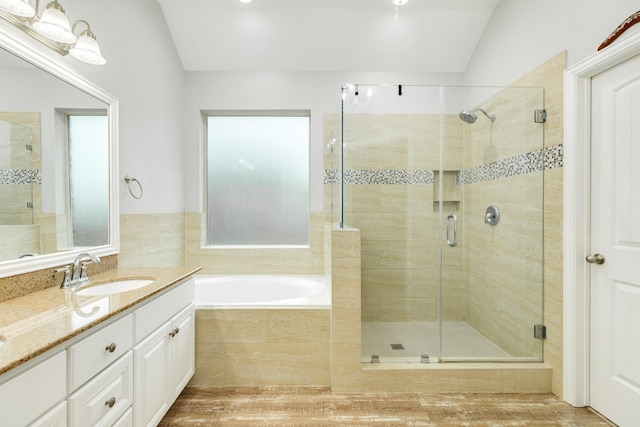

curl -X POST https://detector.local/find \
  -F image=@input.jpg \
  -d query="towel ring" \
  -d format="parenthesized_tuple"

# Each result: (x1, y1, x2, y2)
(124, 176, 143, 199)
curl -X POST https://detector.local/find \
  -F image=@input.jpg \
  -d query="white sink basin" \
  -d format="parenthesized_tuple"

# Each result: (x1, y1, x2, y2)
(76, 279, 155, 296)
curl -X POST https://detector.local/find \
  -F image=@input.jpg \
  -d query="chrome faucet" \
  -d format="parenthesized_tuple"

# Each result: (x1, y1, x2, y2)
(71, 253, 101, 286)
(56, 252, 101, 288)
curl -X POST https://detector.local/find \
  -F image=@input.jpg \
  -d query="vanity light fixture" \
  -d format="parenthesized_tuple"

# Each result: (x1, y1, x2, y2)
(69, 20, 105, 65)
(0, 0, 35, 17)
(0, 0, 106, 65)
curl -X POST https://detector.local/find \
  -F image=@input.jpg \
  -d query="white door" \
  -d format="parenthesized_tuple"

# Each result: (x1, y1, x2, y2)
(590, 52, 640, 427)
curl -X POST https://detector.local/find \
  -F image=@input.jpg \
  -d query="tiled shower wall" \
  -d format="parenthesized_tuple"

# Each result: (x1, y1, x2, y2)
(460, 86, 546, 360)
(0, 112, 47, 261)
(326, 114, 464, 323)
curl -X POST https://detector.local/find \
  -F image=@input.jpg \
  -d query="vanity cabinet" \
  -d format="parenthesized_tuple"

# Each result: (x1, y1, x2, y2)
(0, 351, 66, 426)
(133, 282, 194, 427)
(0, 275, 195, 427)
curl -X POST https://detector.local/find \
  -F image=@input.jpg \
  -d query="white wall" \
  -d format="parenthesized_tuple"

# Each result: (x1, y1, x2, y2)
(183, 71, 464, 213)
(0, 0, 187, 215)
(465, 0, 640, 86)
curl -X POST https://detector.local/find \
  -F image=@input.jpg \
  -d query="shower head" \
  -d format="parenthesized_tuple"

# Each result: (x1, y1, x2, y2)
(459, 108, 496, 124)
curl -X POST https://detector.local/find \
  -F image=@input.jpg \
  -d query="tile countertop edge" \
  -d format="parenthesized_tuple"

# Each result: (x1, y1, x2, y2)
(0, 266, 202, 377)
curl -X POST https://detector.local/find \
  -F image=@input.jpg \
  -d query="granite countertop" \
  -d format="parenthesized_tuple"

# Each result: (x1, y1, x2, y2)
(0, 266, 201, 376)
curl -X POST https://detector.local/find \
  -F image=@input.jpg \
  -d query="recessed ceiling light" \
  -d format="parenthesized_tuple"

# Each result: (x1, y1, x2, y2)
(390, 0, 410, 6)
(239, 0, 252, 3)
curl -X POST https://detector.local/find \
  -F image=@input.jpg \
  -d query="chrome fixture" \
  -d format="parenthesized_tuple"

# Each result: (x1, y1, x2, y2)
(72, 252, 100, 285)
(485, 205, 500, 226)
(446, 214, 458, 247)
(459, 108, 496, 124)
(586, 253, 605, 265)
(533, 324, 547, 340)
(534, 109, 547, 123)
(124, 175, 143, 199)
(55, 252, 101, 288)
(0, 0, 105, 65)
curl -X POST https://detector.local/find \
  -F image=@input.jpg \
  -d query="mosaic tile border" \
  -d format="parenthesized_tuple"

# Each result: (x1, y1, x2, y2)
(324, 169, 434, 185)
(458, 144, 563, 185)
(0, 169, 41, 185)
(324, 144, 563, 186)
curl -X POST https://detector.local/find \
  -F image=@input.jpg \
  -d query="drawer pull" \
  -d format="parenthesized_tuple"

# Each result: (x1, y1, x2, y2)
(169, 327, 180, 337)
(105, 397, 116, 408)
(105, 343, 117, 353)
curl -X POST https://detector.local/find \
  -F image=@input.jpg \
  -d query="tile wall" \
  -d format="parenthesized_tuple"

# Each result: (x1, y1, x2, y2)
(327, 114, 464, 323)
(183, 212, 327, 274)
(190, 309, 330, 387)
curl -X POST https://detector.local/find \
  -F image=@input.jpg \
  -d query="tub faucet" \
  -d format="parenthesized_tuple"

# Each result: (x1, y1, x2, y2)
(70, 252, 101, 286)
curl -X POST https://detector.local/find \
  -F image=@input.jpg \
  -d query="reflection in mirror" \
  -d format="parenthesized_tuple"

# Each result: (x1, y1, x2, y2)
(0, 34, 118, 276)
(67, 113, 108, 247)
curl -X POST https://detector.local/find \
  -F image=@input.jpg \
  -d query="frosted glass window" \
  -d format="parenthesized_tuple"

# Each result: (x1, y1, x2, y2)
(206, 112, 310, 246)
(68, 115, 109, 247)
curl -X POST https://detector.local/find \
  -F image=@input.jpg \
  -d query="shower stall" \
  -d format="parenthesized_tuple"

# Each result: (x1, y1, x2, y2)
(326, 84, 546, 363)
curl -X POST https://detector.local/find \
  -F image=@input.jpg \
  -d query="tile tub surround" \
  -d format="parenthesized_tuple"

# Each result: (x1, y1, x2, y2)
(0, 266, 201, 375)
(185, 212, 327, 275)
(327, 224, 552, 393)
(190, 308, 330, 387)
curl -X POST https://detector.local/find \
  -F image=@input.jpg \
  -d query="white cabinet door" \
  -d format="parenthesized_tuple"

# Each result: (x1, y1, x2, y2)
(29, 401, 67, 427)
(168, 304, 195, 402)
(133, 322, 171, 427)
(0, 351, 66, 427)
(590, 52, 640, 427)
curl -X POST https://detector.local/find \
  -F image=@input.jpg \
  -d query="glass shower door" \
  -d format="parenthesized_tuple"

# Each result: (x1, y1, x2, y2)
(439, 85, 545, 362)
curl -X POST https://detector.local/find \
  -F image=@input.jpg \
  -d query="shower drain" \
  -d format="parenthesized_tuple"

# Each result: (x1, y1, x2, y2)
(390, 343, 405, 350)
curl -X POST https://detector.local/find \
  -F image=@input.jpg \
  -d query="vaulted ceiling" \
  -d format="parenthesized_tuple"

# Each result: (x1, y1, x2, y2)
(157, 0, 501, 72)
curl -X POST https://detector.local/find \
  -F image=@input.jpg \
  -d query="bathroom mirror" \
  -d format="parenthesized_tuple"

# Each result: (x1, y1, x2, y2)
(0, 29, 119, 278)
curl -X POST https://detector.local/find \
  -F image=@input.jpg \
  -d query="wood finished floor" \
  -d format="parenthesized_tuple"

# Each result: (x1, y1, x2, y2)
(159, 387, 615, 426)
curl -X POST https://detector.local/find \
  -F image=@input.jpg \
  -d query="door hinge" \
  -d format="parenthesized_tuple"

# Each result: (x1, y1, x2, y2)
(534, 109, 547, 124)
(534, 324, 547, 340)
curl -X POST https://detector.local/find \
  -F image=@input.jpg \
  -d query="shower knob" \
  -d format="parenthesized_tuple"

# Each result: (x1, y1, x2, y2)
(586, 254, 605, 265)
(485, 205, 500, 226)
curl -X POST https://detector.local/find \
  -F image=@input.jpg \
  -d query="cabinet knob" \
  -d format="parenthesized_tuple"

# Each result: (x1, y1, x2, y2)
(105, 342, 117, 353)
(105, 397, 116, 408)
(169, 327, 180, 337)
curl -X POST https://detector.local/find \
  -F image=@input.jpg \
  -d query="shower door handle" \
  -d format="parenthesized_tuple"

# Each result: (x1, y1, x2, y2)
(446, 214, 458, 247)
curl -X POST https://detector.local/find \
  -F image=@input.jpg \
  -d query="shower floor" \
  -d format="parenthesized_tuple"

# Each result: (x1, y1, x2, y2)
(361, 321, 510, 362)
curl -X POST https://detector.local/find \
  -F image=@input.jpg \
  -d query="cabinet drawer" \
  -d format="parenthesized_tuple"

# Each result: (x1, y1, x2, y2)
(113, 407, 133, 427)
(0, 351, 66, 427)
(134, 278, 194, 341)
(68, 351, 133, 427)
(68, 314, 133, 390)
(29, 400, 67, 427)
